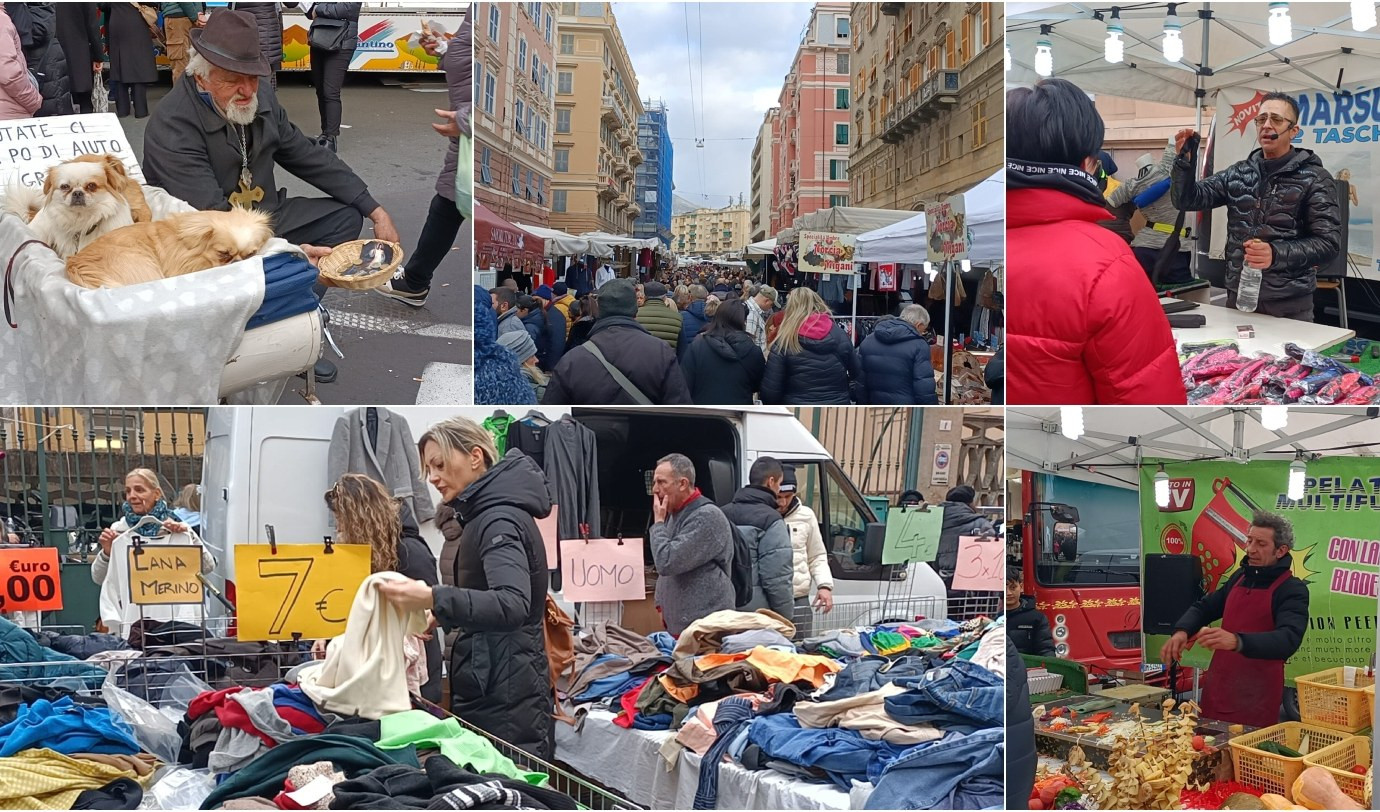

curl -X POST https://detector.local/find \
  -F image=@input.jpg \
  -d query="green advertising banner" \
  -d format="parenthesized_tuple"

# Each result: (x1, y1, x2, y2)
(1140, 458, 1379, 681)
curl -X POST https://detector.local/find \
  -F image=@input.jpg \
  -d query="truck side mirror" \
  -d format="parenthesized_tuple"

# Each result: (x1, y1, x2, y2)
(861, 522, 886, 566)
(1051, 504, 1080, 524)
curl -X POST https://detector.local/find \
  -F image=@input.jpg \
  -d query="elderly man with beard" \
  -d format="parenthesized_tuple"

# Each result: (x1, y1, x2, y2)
(142, 9, 399, 254)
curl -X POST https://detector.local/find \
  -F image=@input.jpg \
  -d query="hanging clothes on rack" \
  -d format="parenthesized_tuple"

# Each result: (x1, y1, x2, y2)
(507, 411, 551, 469)
(328, 408, 436, 529)
(482, 411, 515, 455)
(543, 416, 600, 541)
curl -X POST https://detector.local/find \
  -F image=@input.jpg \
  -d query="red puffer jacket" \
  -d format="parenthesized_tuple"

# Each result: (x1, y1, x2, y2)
(1008, 187, 1186, 404)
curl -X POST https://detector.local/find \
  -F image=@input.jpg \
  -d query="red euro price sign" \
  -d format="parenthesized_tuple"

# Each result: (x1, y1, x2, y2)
(0, 546, 63, 612)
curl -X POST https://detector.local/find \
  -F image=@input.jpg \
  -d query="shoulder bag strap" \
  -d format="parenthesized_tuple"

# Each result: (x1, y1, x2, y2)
(582, 341, 653, 405)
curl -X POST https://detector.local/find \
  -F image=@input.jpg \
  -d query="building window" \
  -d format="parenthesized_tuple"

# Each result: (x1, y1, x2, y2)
(512, 165, 522, 196)
(480, 146, 492, 185)
(836, 53, 849, 74)
(945, 29, 956, 69)
(558, 71, 573, 94)
(972, 100, 987, 149)
(473, 63, 483, 110)
(483, 70, 496, 115)
(835, 88, 849, 110)
(829, 159, 848, 180)
(829, 194, 848, 207)
(560, 33, 574, 54)
(981, 4, 993, 48)
(834, 123, 849, 145)
(487, 4, 499, 41)
(553, 190, 567, 212)
(518, 37, 527, 71)
(835, 15, 850, 38)
(546, 11, 554, 43)
(961, 15, 973, 65)
(539, 118, 548, 150)
(556, 108, 571, 133)
(515, 100, 526, 136)
(555, 149, 569, 172)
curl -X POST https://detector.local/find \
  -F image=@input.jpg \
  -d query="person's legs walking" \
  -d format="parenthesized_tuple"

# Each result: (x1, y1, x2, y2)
(165, 16, 193, 82)
(379, 194, 462, 306)
(112, 80, 129, 117)
(73, 91, 93, 114)
(312, 49, 349, 149)
(309, 46, 328, 133)
(132, 83, 149, 118)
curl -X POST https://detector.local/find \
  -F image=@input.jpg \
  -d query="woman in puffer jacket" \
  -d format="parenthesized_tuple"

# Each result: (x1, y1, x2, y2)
(760, 287, 862, 405)
(1007, 78, 1185, 405)
(0, 6, 41, 119)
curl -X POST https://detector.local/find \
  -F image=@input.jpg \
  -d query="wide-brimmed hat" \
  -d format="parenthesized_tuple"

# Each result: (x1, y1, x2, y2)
(191, 10, 272, 77)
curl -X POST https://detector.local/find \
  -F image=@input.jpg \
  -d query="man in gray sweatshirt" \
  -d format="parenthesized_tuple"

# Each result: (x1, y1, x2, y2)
(649, 453, 735, 636)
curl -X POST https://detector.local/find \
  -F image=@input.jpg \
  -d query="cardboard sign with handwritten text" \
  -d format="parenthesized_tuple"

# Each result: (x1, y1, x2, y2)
(951, 535, 1002, 591)
(127, 545, 203, 605)
(561, 538, 645, 602)
(0, 114, 145, 189)
(234, 544, 370, 640)
(882, 507, 943, 565)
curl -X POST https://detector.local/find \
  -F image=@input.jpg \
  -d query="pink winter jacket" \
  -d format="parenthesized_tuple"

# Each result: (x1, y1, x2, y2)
(0, 8, 41, 120)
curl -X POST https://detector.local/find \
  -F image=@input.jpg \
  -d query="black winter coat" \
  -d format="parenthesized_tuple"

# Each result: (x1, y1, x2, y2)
(677, 299, 710, 362)
(100, 3, 157, 84)
(936, 501, 996, 579)
(759, 321, 861, 405)
(229, 3, 284, 69)
(542, 306, 566, 372)
(985, 346, 1004, 405)
(521, 310, 549, 368)
(1007, 596, 1055, 656)
(544, 316, 692, 405)
(1173, 147, 1341, 302)
(681, 330, 765, 405)
(857, 317, 938, 405)
(1006, 634, 1037, 809)
(397, 523, 442, 705)
(9, 3, 71, 116)
(434, 451, 553, 759)
(1174, 552, 1310, 660)
(308, 2, 360, 52)
(55, 3, 102, 96)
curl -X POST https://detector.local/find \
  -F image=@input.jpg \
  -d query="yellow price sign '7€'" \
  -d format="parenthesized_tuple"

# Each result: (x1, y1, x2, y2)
(233, 544, 370, 641)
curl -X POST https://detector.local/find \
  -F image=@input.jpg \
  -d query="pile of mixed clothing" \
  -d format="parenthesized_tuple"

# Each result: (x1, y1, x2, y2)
(1180, 342, 1380, 404)
(558, 609, 1005, 810)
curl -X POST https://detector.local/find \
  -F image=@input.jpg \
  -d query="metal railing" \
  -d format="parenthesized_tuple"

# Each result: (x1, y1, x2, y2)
(809, 593, 1001, 635)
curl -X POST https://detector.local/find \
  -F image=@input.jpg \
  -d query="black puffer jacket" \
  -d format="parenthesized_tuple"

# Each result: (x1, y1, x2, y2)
(229, 3, 285, 69)
(9, 3, 71, 116)
(857, 317, 938, 405)
(1173, 552, 1310, 660)
(681, 329, 765, 405)
(1172, 146, 1341, 302)
(936, 501, 996, 580)
(1006, 633, 1037, 809)
(433, 451, 553, 759)
(1007, 596, 1055, 656)
(543, 316, 691, 405)
(760, 314, 861, 405)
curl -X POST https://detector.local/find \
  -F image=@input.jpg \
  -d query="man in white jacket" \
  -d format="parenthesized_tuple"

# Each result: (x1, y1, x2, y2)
(776, 465, 833, 639)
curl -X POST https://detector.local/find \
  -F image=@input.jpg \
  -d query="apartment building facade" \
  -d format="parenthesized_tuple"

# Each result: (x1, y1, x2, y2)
(633, 99, 674, 246)
(849, 3, 1002, 210)
(550, 2, 645, 235)
(473, 1, 559, 226)
(672, 205, 751, 257)
(750, 109, 776, 243)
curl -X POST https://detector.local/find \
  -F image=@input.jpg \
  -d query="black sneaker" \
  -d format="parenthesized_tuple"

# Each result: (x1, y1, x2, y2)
(318, 134, 338, 153)
(376, 268, 429, 307)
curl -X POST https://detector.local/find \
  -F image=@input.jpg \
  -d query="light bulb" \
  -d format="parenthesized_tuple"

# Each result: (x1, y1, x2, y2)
(923, 261, 936, 282)
(1354, 0, 1377, 31)
(1105, 26, 1124, 63)
(1035, 39, 1054, 77)
(1005, 44, 1012, 72)
(1154, 468, 1171, 508)
(1060, 406, 1084, 440)
(1268, 3, 1293, 46)
(960, 259, 972, 272)
(1260, 405, 1289, 431)
(1288, 458, 1307, 501)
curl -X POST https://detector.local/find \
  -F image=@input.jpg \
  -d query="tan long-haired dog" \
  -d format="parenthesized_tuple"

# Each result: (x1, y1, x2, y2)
(65, 207, 274, 289)
(4, 153, 153, 259)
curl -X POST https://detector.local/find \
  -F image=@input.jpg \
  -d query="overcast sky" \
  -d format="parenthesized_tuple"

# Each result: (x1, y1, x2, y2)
(612, 2, 814, 207)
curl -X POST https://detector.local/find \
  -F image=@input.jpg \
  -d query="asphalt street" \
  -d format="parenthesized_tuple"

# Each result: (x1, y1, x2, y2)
(122, 72, 472, 405)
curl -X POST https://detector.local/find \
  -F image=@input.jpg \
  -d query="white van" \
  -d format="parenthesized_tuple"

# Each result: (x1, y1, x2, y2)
(200, 406, 948, 630)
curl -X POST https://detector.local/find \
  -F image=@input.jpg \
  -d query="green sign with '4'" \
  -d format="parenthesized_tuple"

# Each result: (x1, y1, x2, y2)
(1140, 457, 1380, 682)
(882, 506, 943, 565)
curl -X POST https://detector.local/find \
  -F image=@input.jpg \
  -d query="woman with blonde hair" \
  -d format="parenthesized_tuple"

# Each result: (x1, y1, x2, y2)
(760, 287, 862, 405)
(377, 416, 554, 759)
(326, 473, 443, 703)
(93, 468, 215, 637)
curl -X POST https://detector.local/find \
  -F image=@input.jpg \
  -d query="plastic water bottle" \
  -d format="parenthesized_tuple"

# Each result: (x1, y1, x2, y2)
(1236, 260, 1262, 313)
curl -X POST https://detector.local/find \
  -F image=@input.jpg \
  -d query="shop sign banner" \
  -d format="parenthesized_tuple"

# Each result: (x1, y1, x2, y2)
(798, 231, 856, 276)
(127, 545, 203, 606)
(0, 546, 62, 612)
(951, 536, 1004, 591)
(281, 12, 464, 73)
(1140, 458, 1380, 680)
(924, 195, 968, 262)
(882, 506, 943, 565)
(0, 114, 144, 189)
(561, 538, 645, 602)
(234, 544, 370, 641)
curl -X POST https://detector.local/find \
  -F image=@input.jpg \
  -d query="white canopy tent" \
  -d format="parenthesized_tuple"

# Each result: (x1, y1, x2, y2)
(853, 169, 1007, 264)
(777, 207, 917, 244)
(513, 223, 610, 258)
(744, 238, 777, 258)
(580, 231, 663, 252)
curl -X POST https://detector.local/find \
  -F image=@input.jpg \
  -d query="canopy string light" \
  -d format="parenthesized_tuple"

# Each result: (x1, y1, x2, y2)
(1163, 3, 1184, 61)
(1104, 7, 1125, 63)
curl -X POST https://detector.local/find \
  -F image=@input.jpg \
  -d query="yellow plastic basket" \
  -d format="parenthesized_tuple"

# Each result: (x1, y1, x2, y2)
(1302, 735, 1372, 807)
(1296, 667, 1376, 733)
(1228, 722, 1350, 799)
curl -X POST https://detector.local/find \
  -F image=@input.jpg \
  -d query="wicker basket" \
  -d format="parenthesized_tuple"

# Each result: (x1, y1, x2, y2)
(1296, 667, 1376, 732)
(1228, 722, 1350, 799)
(1303, 735, 1372, 807)
(317, 239, 404, 290)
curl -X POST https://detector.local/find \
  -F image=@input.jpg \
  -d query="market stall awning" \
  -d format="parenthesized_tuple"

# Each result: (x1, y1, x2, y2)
(784, 206, 917, 239)
(579, 231, 662, 252)
(474, 203, 543, 270)
(854, 170, 1006, 265)
(512, 222, 605, 258)
(744, 238, 777, 258)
